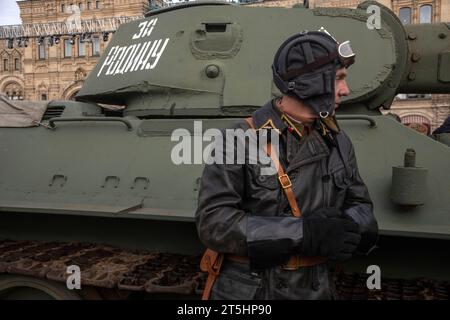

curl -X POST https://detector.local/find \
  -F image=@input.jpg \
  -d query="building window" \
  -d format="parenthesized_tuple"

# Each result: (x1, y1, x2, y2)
(5, 90, 22, 100)
(14, 58, 20, 70)
(420, 5, 432, 24)
(41, 93, 48, 101)
(3, 59, 8, 71)
(38, 39, 46, 59)
(87, 1, 92, 10)
(78, 2, 83, 10)
(92, 36, 100, 56)
(61, 4, 65, 12)
(78, 38, 85, 57)
(399, 7, 411, 25)
(96, 1, 101, 9)
(401, 115, 431, 135)
(64, 39, 72, 57)
(69, 91, 79, 100)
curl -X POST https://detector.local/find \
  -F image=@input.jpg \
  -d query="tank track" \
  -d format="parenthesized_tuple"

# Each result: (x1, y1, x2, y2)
(332, 270, 449, 300)
(0, 238, 448, 299)
(0, 238, 203, 296)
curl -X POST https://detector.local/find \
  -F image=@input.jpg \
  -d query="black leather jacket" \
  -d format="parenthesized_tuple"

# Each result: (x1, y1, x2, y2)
(195, 100, 378, 299)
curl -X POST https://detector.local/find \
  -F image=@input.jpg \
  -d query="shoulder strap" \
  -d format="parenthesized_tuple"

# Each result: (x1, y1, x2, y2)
(245, 117, 302, 218)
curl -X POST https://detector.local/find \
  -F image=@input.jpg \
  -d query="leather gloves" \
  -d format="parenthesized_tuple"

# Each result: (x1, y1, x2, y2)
(301, 208, 361, 261)
(310, 207, 351, 220)
(247, 216, 303, 270)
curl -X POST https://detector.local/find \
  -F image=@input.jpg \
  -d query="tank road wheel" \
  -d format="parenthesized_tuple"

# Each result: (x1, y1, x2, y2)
(0, 275, 82, 300)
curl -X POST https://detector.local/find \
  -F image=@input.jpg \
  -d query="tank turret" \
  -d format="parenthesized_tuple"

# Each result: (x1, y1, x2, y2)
(76, 1, 450, 116)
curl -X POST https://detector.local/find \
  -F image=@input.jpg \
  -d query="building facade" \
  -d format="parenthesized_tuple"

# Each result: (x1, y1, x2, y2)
(0, 44, 24, 100)
(0, 0, 153, 101)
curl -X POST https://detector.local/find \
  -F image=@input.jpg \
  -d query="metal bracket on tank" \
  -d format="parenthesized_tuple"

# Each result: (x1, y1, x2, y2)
(48, 117, 133, 131)
(131, 177, 150, 190)
(101, 176, 120, 189)
(336, 115, 377, 128)
(49, 174, 67, 187)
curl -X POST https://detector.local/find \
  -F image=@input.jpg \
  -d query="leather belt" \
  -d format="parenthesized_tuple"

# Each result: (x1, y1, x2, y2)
(227, 254, 327, 270)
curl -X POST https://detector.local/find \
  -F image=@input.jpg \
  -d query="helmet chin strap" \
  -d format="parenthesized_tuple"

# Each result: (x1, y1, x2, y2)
(283, 112, 306, 126)
(276, 97, 315, 126)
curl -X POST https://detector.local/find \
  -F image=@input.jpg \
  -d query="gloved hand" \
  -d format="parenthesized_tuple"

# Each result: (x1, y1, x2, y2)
(307, 207, 341, 219)
(306, 207, 354, 222)
(301, 215, 361, 261)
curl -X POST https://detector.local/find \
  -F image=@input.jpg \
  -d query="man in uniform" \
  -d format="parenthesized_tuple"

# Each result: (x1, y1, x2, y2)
(195, 31, 378, 300)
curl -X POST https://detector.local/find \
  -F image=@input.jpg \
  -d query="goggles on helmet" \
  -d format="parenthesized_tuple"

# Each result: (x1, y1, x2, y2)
(280, 39, 355, 82)
(338, 40, 355, 68)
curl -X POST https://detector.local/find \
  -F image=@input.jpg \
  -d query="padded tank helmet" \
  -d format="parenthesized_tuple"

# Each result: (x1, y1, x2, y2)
(272, 30, 355, 118)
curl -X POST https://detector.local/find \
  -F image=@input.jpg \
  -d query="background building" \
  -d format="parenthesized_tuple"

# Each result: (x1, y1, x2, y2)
(0, 41, 24, 100)
(0, 0, 160, 101)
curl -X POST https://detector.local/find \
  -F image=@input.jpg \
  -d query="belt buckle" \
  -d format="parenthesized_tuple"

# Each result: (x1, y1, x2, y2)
(282, 255, 300, 271)
(278, 174, 292, 189)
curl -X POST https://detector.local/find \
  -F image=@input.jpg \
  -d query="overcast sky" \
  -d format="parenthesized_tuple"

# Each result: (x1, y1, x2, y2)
(0, 0, 22, 26)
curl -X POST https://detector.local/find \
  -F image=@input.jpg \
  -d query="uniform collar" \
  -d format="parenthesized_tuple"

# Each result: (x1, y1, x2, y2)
(251, 99, 287, 134)
(251, 100, 331, 171)
(252, 99, 309, 139)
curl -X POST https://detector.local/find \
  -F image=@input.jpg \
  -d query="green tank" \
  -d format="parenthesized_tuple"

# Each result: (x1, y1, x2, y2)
(0, 1, 449, 299)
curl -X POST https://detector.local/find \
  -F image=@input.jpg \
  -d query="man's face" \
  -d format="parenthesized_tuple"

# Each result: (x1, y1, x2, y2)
(279, 67, 351, 124)
(334, 67, 351, 109)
